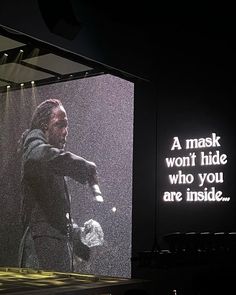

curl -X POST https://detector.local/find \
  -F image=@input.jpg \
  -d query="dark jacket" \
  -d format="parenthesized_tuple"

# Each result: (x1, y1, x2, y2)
(21, 129, 91, 239)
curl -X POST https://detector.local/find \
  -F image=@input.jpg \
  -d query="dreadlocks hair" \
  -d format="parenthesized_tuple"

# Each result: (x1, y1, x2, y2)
(30, 98, 62, 132)
(17, 99, 63, 154)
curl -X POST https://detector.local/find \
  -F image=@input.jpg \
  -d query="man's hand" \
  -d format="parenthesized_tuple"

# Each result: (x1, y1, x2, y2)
(86, 160, 104, 202)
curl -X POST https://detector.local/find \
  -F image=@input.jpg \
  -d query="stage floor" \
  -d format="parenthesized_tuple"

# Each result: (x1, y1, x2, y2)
(0, 267, 148, 294)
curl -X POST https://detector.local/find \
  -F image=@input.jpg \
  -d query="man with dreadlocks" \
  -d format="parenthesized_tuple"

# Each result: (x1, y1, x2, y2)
(18, 99, 102, 272)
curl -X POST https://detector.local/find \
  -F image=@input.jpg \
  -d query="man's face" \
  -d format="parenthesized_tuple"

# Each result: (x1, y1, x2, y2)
(45, 105, 68, 149)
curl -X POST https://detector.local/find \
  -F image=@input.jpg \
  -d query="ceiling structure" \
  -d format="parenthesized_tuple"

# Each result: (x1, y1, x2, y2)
(0, 25, 101, 93)
(0, 1, 232, 93)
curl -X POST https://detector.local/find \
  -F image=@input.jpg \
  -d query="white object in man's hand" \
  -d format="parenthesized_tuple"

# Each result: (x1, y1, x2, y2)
(94, 195, 104, 203)
(91, 184, 104, 202)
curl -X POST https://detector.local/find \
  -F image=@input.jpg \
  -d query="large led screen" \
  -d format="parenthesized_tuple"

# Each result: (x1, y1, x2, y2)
(0, 74, 134, 278)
